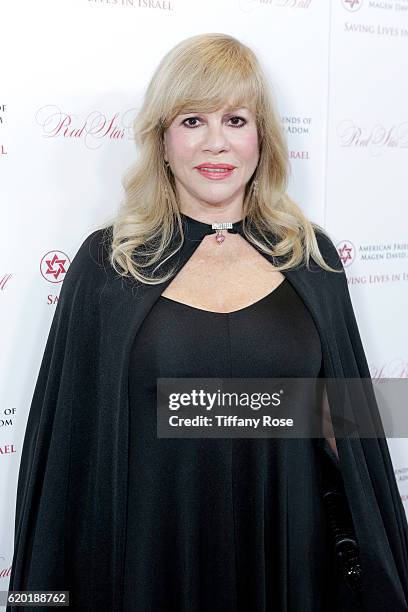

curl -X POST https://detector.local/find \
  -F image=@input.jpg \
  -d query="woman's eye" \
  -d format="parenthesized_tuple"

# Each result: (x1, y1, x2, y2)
(229, 116, 246, 128)
(181, 116, 247, 128)
(182, 117, 201, 128)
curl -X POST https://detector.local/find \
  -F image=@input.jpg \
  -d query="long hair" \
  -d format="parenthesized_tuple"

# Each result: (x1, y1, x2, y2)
(100, 32, 341, 284)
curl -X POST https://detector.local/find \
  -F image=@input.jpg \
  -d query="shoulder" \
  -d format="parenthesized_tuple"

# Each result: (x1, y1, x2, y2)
(309, 224, 361, 322)
(311, 223, 344, 274)
(60, 225, 113, 295)
(73, 225, 112, 267)
(304, 224, 353, 305)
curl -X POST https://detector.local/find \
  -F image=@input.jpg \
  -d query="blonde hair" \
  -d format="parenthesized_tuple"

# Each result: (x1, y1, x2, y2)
(101, 32, 341, 284)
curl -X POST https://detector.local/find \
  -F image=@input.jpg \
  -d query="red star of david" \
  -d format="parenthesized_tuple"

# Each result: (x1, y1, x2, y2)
(45, 254, 67, 281)
(338, 243, 353, 264)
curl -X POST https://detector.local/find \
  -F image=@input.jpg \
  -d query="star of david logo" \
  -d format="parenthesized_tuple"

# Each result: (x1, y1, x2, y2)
(40, 250, 71, 283)
(336, 240, 355, 267)
(342, 0, 362, 11)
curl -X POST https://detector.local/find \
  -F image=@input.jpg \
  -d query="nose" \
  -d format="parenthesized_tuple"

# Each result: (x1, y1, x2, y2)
(202, 121, 231, 153)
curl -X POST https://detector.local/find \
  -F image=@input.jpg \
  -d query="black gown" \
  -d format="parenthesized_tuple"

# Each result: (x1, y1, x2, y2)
(124, 264, 362, 611)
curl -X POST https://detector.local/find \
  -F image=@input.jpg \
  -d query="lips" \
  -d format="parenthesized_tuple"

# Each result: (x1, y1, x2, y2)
(195, 165, 235, 180)
(195, 163, 236, 170)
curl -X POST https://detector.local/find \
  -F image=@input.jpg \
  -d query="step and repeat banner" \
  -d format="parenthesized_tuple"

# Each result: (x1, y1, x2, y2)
(1, 0, 407, 597)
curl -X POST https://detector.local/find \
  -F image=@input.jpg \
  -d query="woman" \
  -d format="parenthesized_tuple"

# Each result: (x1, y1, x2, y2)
(8, 33, 408, 612)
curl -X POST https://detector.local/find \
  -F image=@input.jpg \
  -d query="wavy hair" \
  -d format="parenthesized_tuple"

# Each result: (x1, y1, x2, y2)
(100, 32, 342, 284)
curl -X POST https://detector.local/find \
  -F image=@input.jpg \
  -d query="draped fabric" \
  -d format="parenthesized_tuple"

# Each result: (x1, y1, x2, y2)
(124, 277, 336, 611)
(7, 214, 408, 611)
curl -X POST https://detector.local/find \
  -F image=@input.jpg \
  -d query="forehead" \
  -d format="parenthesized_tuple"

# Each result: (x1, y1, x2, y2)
(178, 105, 253, 115)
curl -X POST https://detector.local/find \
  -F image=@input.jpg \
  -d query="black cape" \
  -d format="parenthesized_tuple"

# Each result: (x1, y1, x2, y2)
(7, 217, 408, 611)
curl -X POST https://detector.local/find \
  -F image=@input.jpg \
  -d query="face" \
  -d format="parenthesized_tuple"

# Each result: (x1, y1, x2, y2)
(163, 104, 259, 212)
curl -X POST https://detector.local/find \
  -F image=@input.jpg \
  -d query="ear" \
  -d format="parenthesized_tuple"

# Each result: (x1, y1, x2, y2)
(162, 132, 168, 163)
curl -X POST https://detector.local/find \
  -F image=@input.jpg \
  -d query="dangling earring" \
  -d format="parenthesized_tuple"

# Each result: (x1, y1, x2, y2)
(164, 160, 170, 200)
(253, 178, 259, 198)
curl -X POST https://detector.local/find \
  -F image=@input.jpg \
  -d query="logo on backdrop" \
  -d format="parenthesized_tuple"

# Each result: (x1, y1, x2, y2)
(336, 240, 355, 267)
(238, 0, 313, 13)
(341, 0, 362, 11)
(336, 239, 408, 269)
(35, 105, 137, 150)
(0, 444, 16, 455)
(40, 250, 70, 283)
(371, 358, 408, 379)
(0, 274, 12, 291)
(0, 553, 11, 581)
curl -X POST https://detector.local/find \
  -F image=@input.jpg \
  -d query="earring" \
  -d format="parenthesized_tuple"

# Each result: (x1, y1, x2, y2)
(163, 161, 170, 200)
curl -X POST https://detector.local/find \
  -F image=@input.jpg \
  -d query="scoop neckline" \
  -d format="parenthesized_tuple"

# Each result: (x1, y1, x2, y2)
(159, 278, 287, 315)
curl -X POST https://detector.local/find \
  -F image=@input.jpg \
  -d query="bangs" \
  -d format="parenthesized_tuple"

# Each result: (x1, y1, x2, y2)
(176, 76, 258, 116)
(162, 42, 260, 125)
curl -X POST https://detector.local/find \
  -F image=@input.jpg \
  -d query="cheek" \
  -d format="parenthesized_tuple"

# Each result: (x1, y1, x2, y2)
(168, 131, 197, 159)
(235, 131, 259, 160)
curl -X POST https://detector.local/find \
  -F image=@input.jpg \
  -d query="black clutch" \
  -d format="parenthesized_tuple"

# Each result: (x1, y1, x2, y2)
(318, 439, 363, 593)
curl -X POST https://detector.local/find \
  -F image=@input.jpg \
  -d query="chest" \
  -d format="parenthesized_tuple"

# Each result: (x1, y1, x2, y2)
(160, 234, 285, 313)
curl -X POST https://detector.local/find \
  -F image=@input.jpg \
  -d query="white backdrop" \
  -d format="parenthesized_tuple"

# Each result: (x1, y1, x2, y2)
(1, 0, 408, 600)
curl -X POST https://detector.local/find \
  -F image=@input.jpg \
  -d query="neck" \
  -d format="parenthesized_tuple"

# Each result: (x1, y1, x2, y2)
(180, 207, 245, 225)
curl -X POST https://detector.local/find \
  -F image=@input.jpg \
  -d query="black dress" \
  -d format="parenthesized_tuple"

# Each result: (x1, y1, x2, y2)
(124, 270, 360, 611)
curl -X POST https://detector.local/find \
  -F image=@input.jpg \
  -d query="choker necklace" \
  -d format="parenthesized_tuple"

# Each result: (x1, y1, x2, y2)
(180, 212, 244, 243)
(211, 221, 234, 244)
